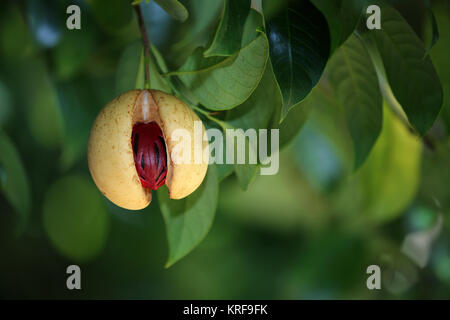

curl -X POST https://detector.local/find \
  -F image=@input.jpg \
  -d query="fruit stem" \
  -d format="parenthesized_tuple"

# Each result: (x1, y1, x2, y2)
(134, 4, 151, 89)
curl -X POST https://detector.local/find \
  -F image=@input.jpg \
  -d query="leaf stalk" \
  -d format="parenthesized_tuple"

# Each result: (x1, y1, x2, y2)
(134, 4, 151, 89)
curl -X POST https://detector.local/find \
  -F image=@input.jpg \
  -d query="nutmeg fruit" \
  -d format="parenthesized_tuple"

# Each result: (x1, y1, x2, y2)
(88, 89, 209, 210)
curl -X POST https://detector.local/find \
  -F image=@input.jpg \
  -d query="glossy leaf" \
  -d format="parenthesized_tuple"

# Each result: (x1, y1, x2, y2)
(367, 6, 443, 135)
(204, 0, 251, 57)
(266, 0, 330, 120)
(0, 132, 31, 228)
(43, 175, 109, 262)
(311, 0, 366, 53)
(328, 34, 382, 168)
(158, 165, 219, 267)
(172, 33, 269, 110)
(154, 0, 189, 22)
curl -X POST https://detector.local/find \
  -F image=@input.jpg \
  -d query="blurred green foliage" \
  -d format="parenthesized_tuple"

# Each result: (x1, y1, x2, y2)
(0, 0, 449, 299)
(42, 175, 109, 262)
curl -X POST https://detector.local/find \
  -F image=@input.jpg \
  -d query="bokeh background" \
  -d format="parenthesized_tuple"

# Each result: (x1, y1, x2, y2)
(1, 0, 450, 299)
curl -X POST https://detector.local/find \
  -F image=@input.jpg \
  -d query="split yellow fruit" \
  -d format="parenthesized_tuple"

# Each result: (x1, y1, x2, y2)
(87, 89, 209, 210)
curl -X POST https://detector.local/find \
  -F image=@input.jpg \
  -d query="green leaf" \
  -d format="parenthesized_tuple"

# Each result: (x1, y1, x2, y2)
(226, 62, 279, 189)
(0, 131, 31, 230)
(328, 34, 382, 169)
(150, 44, 170, 74)
(158, 165, 219, 267)
(202, 119, 234, 181)
(226, 127, 259, 190)
(154, 0, 189, 22)
(43, 175, 109, 262)
(428, 3, 450, 128)
(241, 7, 265, 45)
(270, 79, 322, 149)
(226, 62, 277, 130)
(278, 101, 313, 149)
(204, 117, 258, 189)
(311, 0, 366, 53)
(366, 5, 443, 135)
(147, 48, 173, 92)
(204, 0, 251, 57)
(172, 33, 269, 110)
(217, 163, 234, 181)
(266, 0, 330, 120)
(353, 104, 422, 223)
(234, 161, 258, 190)
(277, 100, 311, 148)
